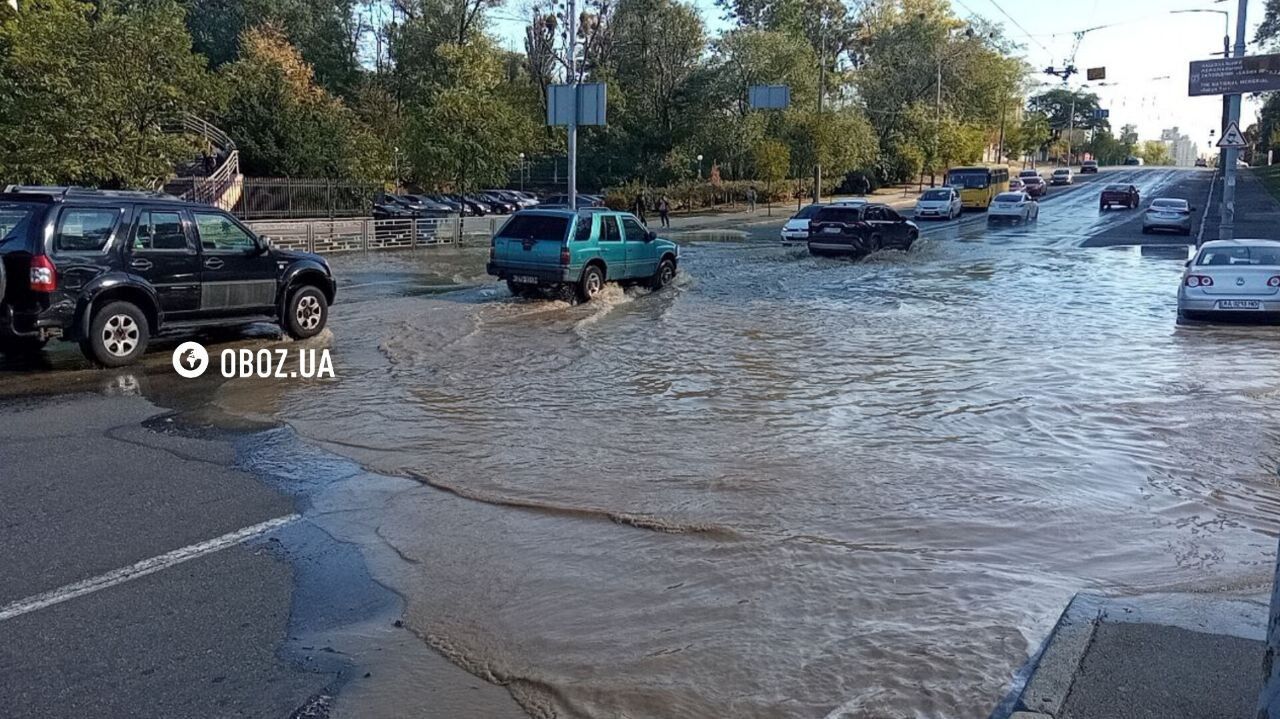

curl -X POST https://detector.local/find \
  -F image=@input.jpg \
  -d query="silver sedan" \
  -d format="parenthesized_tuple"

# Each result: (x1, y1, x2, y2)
(1178, 239, 1280, 323)
(1142, 198, 1194, 235)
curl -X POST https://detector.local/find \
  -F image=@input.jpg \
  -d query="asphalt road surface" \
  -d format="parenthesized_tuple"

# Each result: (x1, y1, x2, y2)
(1, 166, 1263, 719)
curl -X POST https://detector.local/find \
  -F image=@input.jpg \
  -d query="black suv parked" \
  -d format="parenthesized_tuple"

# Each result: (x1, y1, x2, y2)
(0, 187, 336, 367)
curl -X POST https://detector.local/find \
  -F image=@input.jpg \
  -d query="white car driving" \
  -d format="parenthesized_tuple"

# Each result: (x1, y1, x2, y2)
(1051, 168, 1073, 186)
(1178, 239, 1280, 323)
(987, 191, 1039, 224)
(913, 187, 962, 221)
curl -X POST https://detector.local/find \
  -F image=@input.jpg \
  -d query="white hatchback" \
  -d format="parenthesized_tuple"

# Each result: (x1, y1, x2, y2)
(1178, 239, 1280, 323)
(780, 203, 825, 244)
(987, 191, 1039, 224)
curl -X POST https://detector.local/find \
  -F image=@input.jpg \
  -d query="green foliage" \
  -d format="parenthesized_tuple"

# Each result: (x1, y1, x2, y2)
(785, 106, 877, 184)
(1137, 140, 1172, 166)
(1027, 88, 1108, 132)
(0, 0, 213, 187)
(403, 41, 536, 191)
(183, 0, 360, 96)
(750, 138, 789, 183)
(218, 25, 384, 179)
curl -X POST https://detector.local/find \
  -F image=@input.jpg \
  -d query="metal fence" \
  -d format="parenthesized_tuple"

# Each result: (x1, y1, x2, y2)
(244, 216, 498, 254)
(232, 178, 382, 220)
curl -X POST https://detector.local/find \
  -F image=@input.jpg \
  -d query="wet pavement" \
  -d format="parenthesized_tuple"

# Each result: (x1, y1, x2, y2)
(3, 167, 1279, 718)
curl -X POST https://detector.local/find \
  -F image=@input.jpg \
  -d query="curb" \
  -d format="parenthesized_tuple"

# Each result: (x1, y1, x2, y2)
(1004, 594, 1104, 719)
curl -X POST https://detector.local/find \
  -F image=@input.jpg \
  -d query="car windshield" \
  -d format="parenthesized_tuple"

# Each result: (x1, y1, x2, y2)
(1053, 169, 1069, 175)
(1197, 245, 1280, 266)
(945, 170, 990, 189)
(1104, 185, 1127, 192)
(814, 208, 861, 223)
(994, 193, 1024, 203)
(1019, 170, 1038, 177)
(497, 214, 570, 242)
(0, 202, 38, 247)
(1151, 199, 1188, 210)
(792, 204, 824, 219)
(920, 190, 951, 201)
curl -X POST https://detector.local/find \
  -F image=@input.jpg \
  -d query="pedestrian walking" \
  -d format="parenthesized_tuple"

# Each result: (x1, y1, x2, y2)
(747, 186, 758, 213)
(634, 192, 647, 224)
(857, 174, 870, 197)
(658, 195, 671, 228)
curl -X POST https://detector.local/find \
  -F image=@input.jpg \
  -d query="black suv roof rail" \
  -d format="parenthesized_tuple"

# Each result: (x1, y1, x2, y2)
(2, 185, 180, 202)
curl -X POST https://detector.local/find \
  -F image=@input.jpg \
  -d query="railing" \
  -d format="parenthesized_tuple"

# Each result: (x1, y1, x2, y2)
(245, 216, 470, 254)
(165, 113, 237, 152)
(172, 149, 241, 209)
(231, 178, 382, 219)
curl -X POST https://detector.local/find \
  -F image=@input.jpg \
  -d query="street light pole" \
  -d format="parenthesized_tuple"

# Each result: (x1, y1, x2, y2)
(519, 152, 526, 192)
(1172, 9, 1231, 179)
(697, 154, 703, 180)
(814, 25, 825, 204)
(1221, 0, 1248, 241)
(566, 0, 578, 209)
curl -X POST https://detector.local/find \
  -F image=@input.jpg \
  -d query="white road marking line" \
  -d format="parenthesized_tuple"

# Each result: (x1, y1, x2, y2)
(0, 514, 298, 623)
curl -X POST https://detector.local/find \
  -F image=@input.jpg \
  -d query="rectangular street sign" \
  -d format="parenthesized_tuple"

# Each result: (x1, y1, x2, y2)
(1189, 54, 1280, 96)
(1092, 108, 1110, 119)
(748, 85, 791, 110)
(1087, 67, 1105, 81)
(547, 83, 608, 126)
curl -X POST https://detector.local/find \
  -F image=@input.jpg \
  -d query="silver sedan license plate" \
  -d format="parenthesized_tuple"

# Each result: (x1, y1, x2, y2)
(1218, 300, 1261, 310)
(823, 226, 841, 234)
(513, 275, 538, 284)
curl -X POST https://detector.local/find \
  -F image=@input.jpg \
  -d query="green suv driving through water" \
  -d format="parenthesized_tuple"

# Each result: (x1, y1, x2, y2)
(487, 209, 679, 302)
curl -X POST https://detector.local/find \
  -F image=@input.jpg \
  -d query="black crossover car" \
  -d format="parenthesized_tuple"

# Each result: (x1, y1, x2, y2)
(807, 202, 919, 258)
(0, 186, 336, 367)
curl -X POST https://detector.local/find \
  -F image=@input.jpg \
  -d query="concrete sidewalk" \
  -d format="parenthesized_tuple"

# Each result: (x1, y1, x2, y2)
(999, 593, 1267, 719)
(1199, 168, 1280, 243)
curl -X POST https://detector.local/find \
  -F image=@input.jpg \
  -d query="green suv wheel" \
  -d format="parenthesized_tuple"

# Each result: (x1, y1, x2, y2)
(577, 264, 605, 303)
(650, 258, 677, 290)
(81, 301, 149, 367)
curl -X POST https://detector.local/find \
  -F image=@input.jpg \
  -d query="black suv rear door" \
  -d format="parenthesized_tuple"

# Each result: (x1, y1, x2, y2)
(867, 205, 911, 248)
(126, 207, 201, 319)
(191, 210, 277, 317)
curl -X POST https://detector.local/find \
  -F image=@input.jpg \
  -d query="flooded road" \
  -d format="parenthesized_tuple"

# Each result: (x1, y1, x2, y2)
(6, 168, 1280, 718)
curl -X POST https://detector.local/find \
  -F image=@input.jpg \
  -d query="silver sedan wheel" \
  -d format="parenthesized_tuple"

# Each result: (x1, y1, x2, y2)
(102, 314, 140, 358)
(296, 294, 323, 331)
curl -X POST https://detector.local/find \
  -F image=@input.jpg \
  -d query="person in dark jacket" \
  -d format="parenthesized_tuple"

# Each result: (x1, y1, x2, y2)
(634, 193, 647, 223)
(658, 195, 671, 228)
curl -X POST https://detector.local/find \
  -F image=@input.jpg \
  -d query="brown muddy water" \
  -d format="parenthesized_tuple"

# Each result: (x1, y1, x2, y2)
(6, 170, 1280, 718)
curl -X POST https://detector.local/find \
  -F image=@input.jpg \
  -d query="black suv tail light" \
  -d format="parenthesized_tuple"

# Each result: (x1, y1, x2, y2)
(30, 255, 56, 292)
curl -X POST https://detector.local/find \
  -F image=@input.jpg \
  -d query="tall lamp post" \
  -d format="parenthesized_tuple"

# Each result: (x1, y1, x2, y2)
(519, 152, 526, 192)
(697, 154, 704, 180)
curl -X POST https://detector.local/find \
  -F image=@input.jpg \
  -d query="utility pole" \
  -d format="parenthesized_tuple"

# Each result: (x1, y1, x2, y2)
(1221, 0, 1248, 241)
(566, 0, 578, 209)
(1067, 93, 1076, 167)
(934, 51, 942, 187)
(814, 27, 825, 204)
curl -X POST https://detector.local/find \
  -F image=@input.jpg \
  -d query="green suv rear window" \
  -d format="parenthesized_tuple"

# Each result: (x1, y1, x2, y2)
(499, 215, 570, 242)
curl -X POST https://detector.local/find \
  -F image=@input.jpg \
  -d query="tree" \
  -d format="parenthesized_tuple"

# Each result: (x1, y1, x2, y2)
(183, 0, 361, 96)
(0, 0, 214, 187)
(1118, 123, 1139, 158)
(1027, 89, 1108, 133)
(1137, 140, 1172, 166)
(1007, 111, 1051, 162)
(751, 137, 789, 185)
(219, 25, 385, 179)
(785, 106, 877, 192)
(854, 0, 1024, 182)
(404, 41, 536, 190)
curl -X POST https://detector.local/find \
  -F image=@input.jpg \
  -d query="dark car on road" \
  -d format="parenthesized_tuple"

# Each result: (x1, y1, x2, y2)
(1099, 184, 1140, 210)
(1022, 176, 1047, 199)
(0, 186, 336, 367)
(807, 203, 918, 258)
(1080, 160, 1099, 174)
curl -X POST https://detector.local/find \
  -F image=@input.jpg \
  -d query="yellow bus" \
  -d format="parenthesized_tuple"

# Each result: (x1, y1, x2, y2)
(944, 165, 1010, 210)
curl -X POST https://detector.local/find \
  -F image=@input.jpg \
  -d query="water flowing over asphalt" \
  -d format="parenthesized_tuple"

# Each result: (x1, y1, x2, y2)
(5, 169, 1279, 718)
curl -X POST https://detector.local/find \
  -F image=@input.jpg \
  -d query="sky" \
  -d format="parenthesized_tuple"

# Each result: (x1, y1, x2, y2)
(488, 0, 1271, 148)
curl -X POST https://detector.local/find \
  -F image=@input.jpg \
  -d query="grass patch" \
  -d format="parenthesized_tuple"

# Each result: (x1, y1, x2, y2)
(1251, 164, 1280, 203)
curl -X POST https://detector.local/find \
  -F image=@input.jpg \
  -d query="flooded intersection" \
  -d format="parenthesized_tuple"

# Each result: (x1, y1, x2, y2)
(4, 169, 1280, 718)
